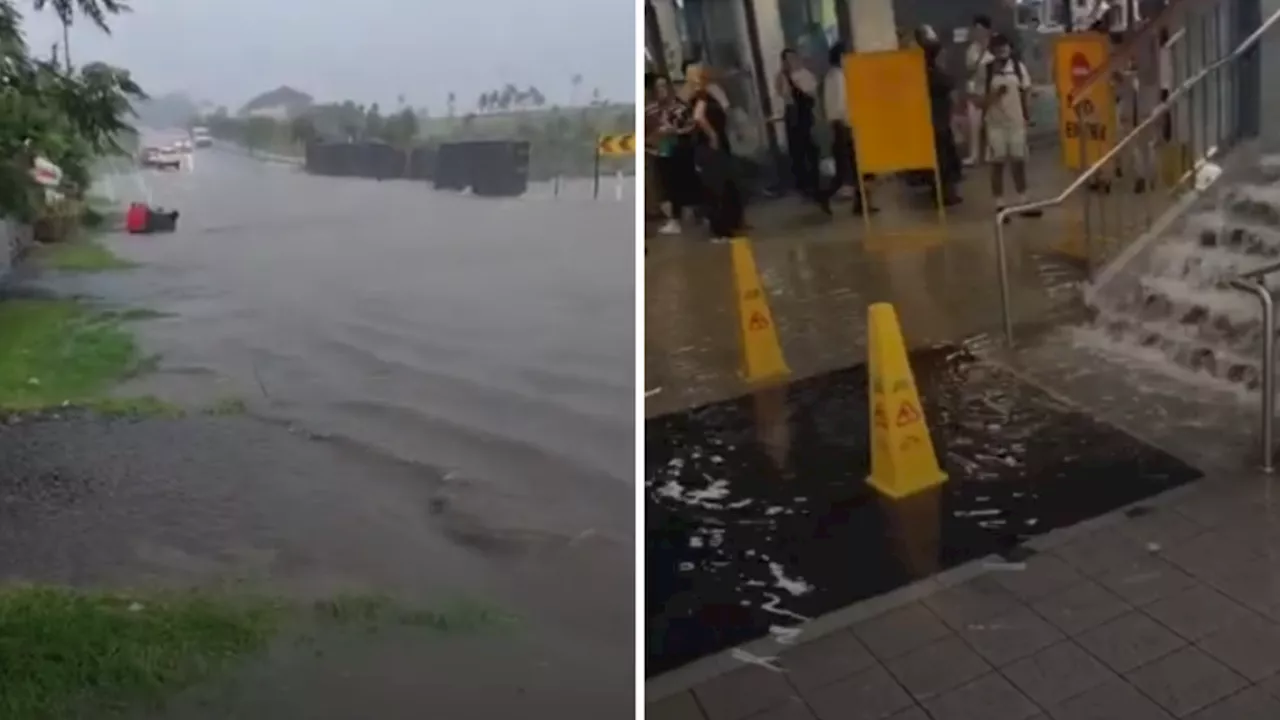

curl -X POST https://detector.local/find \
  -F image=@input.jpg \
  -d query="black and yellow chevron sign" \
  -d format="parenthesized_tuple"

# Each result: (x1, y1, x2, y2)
(597, 134, 635, 157)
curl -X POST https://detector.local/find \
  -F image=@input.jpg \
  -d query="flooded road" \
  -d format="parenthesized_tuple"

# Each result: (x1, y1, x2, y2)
(6, 145, 639, 713)
(91, 147, 635, 539)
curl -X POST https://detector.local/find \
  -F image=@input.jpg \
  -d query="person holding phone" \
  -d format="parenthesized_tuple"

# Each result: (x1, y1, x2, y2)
(982, 34, 1041, 218)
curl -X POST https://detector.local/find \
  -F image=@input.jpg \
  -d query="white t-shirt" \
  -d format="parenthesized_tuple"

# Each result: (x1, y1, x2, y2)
(983, 58, 1032, 129)
(965, 43, 993, 94)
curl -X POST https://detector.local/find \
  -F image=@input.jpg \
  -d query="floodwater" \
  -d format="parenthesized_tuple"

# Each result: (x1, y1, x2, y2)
(91, 145, 635, 536)
(18, 144, 638, 713)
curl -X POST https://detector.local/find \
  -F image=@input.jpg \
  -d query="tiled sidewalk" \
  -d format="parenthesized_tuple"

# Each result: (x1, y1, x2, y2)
(648, 475, 1280, 720)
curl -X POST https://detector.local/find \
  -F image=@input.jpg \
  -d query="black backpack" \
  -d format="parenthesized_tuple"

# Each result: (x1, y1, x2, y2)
(984, 57, 1032, 122)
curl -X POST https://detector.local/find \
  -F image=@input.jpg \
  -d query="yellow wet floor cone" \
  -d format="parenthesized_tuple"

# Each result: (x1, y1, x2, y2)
(865, 302, 947, 499)
(730, 238, 790, 383)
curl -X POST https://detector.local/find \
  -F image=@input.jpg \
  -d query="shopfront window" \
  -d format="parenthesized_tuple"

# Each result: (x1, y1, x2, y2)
(679, 0, 770, 157)
(778, 0, 844, 73)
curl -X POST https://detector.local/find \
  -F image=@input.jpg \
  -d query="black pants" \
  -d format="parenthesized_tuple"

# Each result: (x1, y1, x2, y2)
(786, 122, 821, 196)
(656, 146, 698, 219)
(696, 145, 744, 238)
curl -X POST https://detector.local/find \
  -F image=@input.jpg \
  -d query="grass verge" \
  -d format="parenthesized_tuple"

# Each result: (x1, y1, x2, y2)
(33, 238, 135, 272)
(0, 587, 279, 720)
(0, 587, 513, 720)
(0, 299, 172, 414)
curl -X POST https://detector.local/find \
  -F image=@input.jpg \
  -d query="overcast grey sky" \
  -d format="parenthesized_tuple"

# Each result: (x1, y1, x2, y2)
(20, 0, 635, 110)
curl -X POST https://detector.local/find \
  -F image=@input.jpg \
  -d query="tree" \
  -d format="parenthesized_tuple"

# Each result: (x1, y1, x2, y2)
(364, 102, 383, 140)
(446, 91, 456, 118)
(0, 0, 143, 218)
(243, 116, 276, 153)
(289, 115, 318, 146)
(31, 0, 128, 72)
(477, 92, 488, 114)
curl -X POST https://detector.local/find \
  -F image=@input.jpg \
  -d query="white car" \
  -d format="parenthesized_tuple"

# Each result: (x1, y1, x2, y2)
(174, 139, 192, 152)
(141, 146, 182, 170)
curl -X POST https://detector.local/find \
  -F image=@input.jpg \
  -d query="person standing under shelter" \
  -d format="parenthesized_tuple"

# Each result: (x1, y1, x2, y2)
(982, 34, 1042, 218)
(962, 15, 994, 166)
(821, 43, 875, 215)
(688, 63, 745, 242)
(773, 48, 831, 214)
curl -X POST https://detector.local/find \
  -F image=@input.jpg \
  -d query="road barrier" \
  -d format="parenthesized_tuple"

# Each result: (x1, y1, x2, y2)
(303, 140, 530, 197)
(593, 134, 634, 200)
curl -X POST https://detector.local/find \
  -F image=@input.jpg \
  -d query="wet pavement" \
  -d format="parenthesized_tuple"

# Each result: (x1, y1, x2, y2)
(1, 146, 635, 715)
(640, 148, 1268, 719)
(646, 346, 1199, 676)
(644, 150, 1177, 415)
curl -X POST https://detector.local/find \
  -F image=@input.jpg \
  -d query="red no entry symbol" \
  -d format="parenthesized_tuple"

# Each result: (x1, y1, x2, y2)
(896, 401, 922, 427)
(748, 311, 770, 331)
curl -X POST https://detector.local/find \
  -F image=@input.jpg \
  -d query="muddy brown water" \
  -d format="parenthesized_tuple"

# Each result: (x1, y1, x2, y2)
(2, 147, 636, 716)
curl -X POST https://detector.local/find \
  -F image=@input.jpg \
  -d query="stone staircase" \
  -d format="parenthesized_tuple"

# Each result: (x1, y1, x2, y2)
(1083, 158, 1280, 391)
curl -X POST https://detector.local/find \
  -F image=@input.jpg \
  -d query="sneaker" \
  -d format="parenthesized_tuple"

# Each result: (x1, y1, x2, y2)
(657, 219, 682, 235)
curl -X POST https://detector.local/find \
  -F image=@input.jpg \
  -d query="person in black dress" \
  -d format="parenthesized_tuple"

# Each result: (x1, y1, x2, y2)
(688, 63, 745, 241)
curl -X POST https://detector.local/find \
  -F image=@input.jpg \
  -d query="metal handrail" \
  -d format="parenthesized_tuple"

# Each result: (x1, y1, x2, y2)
(993, 6, 1280, 345)
(1229, 271, 1276, 472)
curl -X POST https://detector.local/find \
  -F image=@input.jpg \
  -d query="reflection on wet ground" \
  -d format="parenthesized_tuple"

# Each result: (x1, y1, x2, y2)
(645, 346, 1200, 675)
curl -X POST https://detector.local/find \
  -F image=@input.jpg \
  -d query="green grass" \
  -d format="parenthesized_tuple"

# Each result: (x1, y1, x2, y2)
(0, 300, 158, 413)
(0, 587, 280, 720)
(202, 395, 248, 416)
(0, 587, 514, 720)
(34, 239, 135, 272)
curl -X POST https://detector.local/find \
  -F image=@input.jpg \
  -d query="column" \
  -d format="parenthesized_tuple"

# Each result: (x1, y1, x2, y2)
(848, 0, 897, 52)
(648, 0, 686, 76)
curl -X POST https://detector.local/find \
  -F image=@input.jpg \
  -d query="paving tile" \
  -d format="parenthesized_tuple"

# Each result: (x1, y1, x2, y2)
(923, 577, 1021, 630)
(1160, 533, 1256, 582)
(1188, 686, 1280, 720)
(1125, 646, 1247, 717)
(1032, 580, 1131, 636)
(1167, 487, 1261, 529)
(1003, 640, 1116, 707)
(651, 691, 707, 720)
(885, 635, 990, 700)
(883, 708, 931, 720)
(1095, 555, 1197, 607)
(1118, 510, 1207, 549)
(921, 673, 1042, 720)
(991, 554, 1084, 601)
(1201, 558, 1280, 615)
(1076, 611, 1186, 674)
(1143, 584, 1255, 642)
(851, 603, 951, 661)
(1052, 528, 1147, 577)
(958, 605, 1064, 667)
(1047, 679, 1175, 720)
(695, 665, 796, 720)
(1257, 672, 1280, 703)
(780, 629, 876, 691)
(745, 697, 819, 720)
(1197, 611, 1280, 681)
(802, 664, 915, 720)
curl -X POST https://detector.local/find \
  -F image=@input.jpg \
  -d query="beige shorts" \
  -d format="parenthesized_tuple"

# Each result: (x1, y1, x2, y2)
(986, 125, 1029, 162)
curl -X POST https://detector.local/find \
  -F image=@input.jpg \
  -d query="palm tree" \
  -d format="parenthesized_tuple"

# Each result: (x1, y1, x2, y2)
(570, 73, 583, 105)
(32, 0, 128, 72)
